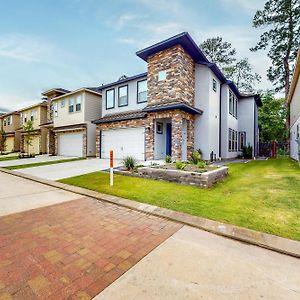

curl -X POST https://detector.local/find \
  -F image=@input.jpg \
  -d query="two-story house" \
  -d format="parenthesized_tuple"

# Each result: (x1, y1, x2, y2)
(48, 88, 102, 157)
(40, 88, 70, 155)
(0, 111, 21, 152)
(93, 32, 261, 161)
(288, 46, 300, 162)
(19, 102, 48, 154)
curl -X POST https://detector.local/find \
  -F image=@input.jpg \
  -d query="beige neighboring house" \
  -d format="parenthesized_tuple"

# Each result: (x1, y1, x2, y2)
(49, 87, 102, 157)
(288, 46, 300, 162)
(19, 102, 48, 154)
(0, 111, 21, 153)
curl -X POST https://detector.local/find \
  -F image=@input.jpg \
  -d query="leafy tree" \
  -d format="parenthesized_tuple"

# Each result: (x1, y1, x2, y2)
(200, 37, 236, 69)
(250, 0, 300, 98)
(0, 130, 7, 154)
(23, 120, 34, 155)
(224, 58, 262, 92)
(259, 92, 288, 142)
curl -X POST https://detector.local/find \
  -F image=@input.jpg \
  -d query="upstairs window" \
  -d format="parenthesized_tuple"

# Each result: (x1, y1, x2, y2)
(7, 116, 12, 125)
(54, 103, 58, 117)
(106, 89, 115, 109)
(3, 118, 6, 126)
(137, 80, 147, 103)
(213, 79, 217, 92)
(24, 113, 27, 123)
(158, 70, 167, 81)
(69, 98, 74, 113)
(297, 124, 299, 140)
(61, 100, 65, 108)
(229, 90, 238, 118)
(76, 96, 81, 112)
(30, 111, 34, 121)
(118, 85, 128, 107)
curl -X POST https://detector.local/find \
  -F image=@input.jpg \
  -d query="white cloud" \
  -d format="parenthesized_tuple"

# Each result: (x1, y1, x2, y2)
(116, 14, 139, 29)
(0, 34, 68, 64)
(218, 0, 264, 13)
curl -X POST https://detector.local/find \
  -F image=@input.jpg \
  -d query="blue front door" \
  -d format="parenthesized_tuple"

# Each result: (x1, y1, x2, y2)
(166, 123, 172, 156)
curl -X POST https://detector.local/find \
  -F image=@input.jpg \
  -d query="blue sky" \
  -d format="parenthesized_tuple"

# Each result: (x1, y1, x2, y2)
(0, 0, 268, 111)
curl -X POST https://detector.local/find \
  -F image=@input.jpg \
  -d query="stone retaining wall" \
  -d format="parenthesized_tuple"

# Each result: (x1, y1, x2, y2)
(115, 166, 228, 188)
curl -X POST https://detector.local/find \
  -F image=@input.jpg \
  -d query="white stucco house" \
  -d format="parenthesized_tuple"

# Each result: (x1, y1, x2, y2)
(92, 32, 262, 161)
(288, 47, 300, 162)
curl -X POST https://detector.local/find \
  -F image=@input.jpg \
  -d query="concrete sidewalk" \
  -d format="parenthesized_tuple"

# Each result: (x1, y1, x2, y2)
(0, 171, 80, 216)
(96, 226, 300, 300)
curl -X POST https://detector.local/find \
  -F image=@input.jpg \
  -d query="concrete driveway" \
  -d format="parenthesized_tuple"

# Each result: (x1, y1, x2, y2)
(15, 158, 165, 180)
(0, 155, 76, 167)
(16, 158, 121, 180)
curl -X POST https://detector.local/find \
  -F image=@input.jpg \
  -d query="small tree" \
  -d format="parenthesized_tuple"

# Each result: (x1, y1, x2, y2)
(23, 120, 34, 155)
(0, 130, 7, 154)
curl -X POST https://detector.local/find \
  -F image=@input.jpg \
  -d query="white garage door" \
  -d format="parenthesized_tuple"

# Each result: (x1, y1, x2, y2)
(101, 127, 145, 160)
(58, 132, 83, 157)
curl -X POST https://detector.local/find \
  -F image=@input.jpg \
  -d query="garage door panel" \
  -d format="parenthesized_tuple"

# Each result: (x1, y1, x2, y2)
(58, 133, 83, 157)
(5, 137, 14, 152)
(101, 127, 145, 160)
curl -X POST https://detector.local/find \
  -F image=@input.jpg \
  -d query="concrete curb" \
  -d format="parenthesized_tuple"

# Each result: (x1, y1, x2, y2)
(1, 167, 300, 259)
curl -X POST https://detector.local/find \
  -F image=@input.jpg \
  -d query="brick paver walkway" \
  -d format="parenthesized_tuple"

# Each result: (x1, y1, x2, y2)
(0, 197, 181, 299)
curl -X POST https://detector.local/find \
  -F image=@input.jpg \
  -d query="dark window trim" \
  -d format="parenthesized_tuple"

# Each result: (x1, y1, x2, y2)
(118, 85, 128, 107)
(213, 79, 217, 92)
(106, 88, 115, 110)
(137, 79, 148, 104)
(239, 131, 246, 151)
(156, 122, 163, 134)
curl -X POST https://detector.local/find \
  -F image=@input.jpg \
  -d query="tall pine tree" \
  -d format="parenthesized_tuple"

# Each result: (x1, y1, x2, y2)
(251, 0, 300, 99)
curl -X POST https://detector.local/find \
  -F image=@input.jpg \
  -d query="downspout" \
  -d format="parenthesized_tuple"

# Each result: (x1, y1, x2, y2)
(219, 83, 223, 159)
(253, 102, 256, 158)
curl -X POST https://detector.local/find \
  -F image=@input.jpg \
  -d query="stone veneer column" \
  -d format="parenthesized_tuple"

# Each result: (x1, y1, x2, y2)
(147, 45, 195, 107)
(172, 112, 183, 160)
(187, 118, 194, 159)
(83, 131, 87, 157)
(96, 126, 101, 158)
(48, 130, 55, 155)
(145, 115, 155, 160)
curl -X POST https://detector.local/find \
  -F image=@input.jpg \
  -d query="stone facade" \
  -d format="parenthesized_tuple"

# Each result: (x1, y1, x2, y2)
(47, 129, 55, 155)
(54, 128, 87, 157)
(146, 110, 194, 160)
(147, 45, 195, 107)
(96, 109, 194, 161)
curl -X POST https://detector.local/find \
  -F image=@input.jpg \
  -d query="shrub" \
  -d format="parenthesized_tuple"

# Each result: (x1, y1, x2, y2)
(191, 150, 201, 164)
(122, 156, 137, 171)
(175, 161, 186, 170)
(242, 144, 253, 159)
(165, 155, 172, 163)
(197, 161, 206, 169)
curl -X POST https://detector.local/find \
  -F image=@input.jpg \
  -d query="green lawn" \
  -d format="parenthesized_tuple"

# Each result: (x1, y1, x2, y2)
(59, 158, 300, 241)
(5, 157, 85, 170)
(0, 155, 19, 161)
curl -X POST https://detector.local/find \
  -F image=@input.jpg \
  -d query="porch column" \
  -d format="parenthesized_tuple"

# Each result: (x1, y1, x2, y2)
(172, 112, 183, 160)
(187, 117, 194, 159)
(145, 115, 155, 160)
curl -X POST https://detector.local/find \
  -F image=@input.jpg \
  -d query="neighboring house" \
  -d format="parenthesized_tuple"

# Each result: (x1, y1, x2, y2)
(47, 88, 102, 157)
(19, 102, 48, 154)
(0, 112, 21, 152)
(288, 47, 300, 162)
(93, 32, 261, 161)
(40, 88, 70, 155)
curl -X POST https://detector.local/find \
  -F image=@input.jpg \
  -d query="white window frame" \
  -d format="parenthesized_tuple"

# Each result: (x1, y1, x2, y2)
(137, 80, 147, 103)
(75, 95, 81, 112)
(69, 98, 75, 113)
